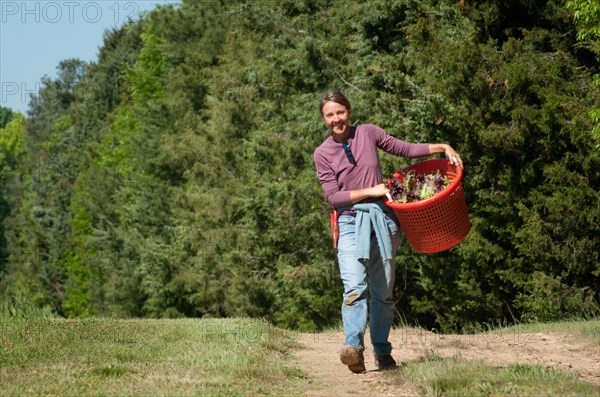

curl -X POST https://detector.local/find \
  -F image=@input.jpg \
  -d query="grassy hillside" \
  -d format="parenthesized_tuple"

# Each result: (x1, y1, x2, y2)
(1, 311, 598, 396)
(384, 320, 600, 396)
(0, 316, 306, 396)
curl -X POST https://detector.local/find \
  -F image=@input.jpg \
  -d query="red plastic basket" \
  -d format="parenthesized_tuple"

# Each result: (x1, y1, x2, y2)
(385, 159, 470, 253)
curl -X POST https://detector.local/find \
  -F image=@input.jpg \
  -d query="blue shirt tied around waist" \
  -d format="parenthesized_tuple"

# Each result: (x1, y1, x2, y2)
(339, 201, 395, 265)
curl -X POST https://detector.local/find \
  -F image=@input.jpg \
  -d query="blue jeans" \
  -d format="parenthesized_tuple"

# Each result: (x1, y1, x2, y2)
(337, 208, 402, 355)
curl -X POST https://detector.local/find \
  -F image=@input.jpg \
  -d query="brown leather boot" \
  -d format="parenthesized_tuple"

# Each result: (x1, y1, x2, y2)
(340, 345, 366, 373)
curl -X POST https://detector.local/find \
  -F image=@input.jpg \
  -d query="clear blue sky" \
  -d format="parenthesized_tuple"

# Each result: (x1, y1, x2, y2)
(1, 0, 180, 114)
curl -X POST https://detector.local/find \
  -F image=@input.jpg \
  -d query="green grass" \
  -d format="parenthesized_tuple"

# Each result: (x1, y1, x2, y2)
(499, 319, 600, 341)
(386, 356, 598, 397)
(2, 305, 598, 397)
(476, 319, 600, 350)
(383, 320, 600, 397)
(0, 317, 307, 396)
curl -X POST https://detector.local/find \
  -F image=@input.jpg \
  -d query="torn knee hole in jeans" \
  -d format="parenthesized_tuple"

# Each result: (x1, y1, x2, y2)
(344, 292, 361, 306)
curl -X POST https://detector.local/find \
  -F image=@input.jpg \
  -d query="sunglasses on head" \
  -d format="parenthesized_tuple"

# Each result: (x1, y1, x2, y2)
(343, 142, 356, 165)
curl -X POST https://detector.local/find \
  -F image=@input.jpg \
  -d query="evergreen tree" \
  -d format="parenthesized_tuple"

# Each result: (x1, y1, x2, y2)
(0, 112, 25, 277)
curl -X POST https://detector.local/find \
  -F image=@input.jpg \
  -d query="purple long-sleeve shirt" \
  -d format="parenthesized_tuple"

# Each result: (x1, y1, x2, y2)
(313, 124, 430, 207)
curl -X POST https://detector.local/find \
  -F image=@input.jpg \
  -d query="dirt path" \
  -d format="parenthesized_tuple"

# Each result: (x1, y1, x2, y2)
(294, 326, 600, 396)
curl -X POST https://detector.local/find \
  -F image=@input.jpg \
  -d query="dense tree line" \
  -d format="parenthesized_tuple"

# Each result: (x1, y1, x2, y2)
(1, 0, 598, 331)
